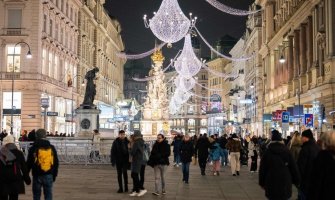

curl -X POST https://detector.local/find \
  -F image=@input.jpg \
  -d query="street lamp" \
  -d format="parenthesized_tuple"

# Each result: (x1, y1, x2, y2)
(69, 74, 85, 135)
(11, 42, 32, 135)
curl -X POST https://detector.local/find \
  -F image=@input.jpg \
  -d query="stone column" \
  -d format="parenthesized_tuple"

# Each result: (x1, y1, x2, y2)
(288, 35, 294, 82)
(300, 24, 307, 74)
(307, 16, 313, 72)
(294, 30, 300, 78)
(265, 1, 275, 42)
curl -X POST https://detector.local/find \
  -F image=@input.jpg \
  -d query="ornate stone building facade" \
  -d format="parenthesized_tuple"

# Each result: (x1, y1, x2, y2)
(257, 0, 335, 133)
(0, 0, 125, 138)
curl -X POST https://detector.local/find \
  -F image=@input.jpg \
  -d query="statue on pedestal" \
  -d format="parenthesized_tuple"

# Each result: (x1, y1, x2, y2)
(82, 67, 99, 108)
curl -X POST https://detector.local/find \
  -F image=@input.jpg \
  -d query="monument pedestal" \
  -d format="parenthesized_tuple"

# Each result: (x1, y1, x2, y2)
(75, 108, 101, 138)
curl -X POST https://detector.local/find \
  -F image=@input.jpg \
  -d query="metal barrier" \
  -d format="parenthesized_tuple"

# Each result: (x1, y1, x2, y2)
(13, 140, 157, 165)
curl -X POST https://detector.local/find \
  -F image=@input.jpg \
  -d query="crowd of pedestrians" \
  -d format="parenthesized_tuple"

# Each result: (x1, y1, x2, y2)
(1, 127, 335, 199)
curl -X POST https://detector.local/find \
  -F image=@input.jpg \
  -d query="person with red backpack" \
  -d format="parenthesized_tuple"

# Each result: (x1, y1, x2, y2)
(0, 134, 31, 200)
(27, 129, 59, 200)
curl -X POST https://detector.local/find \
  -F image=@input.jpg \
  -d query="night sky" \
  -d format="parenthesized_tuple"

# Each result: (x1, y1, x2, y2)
(105, 0, 254, 64)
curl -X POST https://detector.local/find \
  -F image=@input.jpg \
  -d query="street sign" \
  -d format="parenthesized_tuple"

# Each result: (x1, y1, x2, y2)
(47, 112, 58, 116)
(282, 112, 290, 123)
(304, 114, 314, 127)
(41, 98, 49, 108)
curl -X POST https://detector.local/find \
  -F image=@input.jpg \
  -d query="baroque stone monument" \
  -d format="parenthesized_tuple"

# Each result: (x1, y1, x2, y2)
(141, 49, 169, 136)
(76, 67, 101, 137)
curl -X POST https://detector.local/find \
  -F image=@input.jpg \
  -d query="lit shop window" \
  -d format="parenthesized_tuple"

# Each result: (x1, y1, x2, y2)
(6, 45, 21, 72)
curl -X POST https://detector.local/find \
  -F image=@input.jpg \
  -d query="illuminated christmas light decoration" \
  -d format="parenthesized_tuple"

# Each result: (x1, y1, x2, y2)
(174, 75, 196, 92)
(201, 64, 233, 78)
(194, 26, 255, 61)
(174, 34, 203, 78)
(173, 89, 192, 104)
(206, 0, 262, 16)
(194, 82, 225, 91)
(132, 62, 174, 82)
(116, 43, 166, 60)
(143, 0, 195, 45)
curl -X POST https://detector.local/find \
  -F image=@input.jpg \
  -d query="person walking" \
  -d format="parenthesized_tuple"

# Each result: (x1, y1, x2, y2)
(0, 134, 31, 200)
(249, 136, 259, 173)
(171, 135, 182, 167)
(129, 131, 146, 197)
(195, 134, 210, 175)
(309, 131, 335, 200)
(226, 134, 242, 176)
(26, 129, 59, 200)
(147, 134, 170, 196)
(90, 129, 101, 160)
(180, 134, 194, 183)
(297, 129, 320, 200)
(259, 130, 300, 200)
(110, 130, 129, 193)
(218, 134, 229, 167)
(139, 142, 150, 192)
(288, 131, 302, 164)
(209, 137, 223, 176)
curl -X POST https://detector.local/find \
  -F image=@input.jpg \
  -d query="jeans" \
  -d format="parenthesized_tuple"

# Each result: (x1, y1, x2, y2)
(32, 174, 53, 200)
(221, 149, 229, 166)
(139, 165, 146, 190)
(198, 157, 207, 173)
(131, 172, 140, 193)
(116, 163, 128, 190)
(153, 165, 167, 193)
(182, 162, 190, 182)
(174, 153, 180, 164)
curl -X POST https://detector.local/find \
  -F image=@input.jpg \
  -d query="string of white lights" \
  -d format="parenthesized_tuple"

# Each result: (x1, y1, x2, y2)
(206, 0, 262, 16)
(194, 27, 255, 61)
(116, 43, 166, 60)
(132, 61, 174, 82)
(195, 82, 225, 91)
(202, 64, 231, 78)
(189, 91, 212, 99)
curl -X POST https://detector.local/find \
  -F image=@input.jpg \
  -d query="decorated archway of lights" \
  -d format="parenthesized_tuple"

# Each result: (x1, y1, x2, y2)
(112, 0, 262, 114)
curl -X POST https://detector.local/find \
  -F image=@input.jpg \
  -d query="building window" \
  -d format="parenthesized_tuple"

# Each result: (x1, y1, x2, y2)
(43, 14, 47, 32)
(48, 52, 53, 77)
(49, 19, 53, 36)
(7, 9, 22, 29)
(55, 24, 59, 40)
(54, 55, 59, 80)
(42, 48, 47, 75)
(6, 45, 21, 72)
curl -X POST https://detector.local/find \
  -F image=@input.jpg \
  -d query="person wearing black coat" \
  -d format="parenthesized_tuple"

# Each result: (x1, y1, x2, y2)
(0, 135, 31, 200)
(308, 131, 335, 200)
(110, 130, 129, 193)
(147, 134, 170, 196)
(297, 129, 320, 199)
(195, 134, 210, 175)
(180, 135, 194, 184)
(171, 135, 182, 166)
(259, 130, 300, 200)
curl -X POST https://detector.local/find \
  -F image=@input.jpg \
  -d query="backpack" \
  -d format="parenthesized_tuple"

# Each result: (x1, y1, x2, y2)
(143, 143, 150, 162)
(35, 147, 54, 172)
(0, 159, 20, 182)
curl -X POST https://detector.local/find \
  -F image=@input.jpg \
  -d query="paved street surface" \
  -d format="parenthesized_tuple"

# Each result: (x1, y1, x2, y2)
(20, 162, 297, 200)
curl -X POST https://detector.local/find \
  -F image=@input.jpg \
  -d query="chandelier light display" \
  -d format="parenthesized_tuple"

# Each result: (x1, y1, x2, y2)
(143, 0, 194, 46)
(173, 89, 192, 104)
(174, 34, 203, 78)
(195, 82, 224, 91)
(116, 43, 166, 60)
(206, 0, 262, 16)
(174, 75, 196, 92)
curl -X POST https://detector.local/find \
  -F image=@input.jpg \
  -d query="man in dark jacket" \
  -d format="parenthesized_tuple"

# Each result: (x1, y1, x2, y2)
(180, 134, 194, 184)
(218, 134, 229, 166)
(297, 129, 320, 200)
(259, 130, 300, 200)
(111, 130, 129, 193)
(171, 135, 182, 167)
(27, 129, 59, 200)
(195, 134, 210, 175)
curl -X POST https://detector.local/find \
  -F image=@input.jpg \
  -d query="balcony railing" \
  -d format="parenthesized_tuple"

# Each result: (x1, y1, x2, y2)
(2, 28, 27, 36)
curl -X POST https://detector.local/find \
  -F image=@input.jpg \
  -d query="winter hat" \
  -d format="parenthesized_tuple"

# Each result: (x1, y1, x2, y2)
(271, 130, 282, 141)
(35, 129, 47, 139)
(301, 129, 314, 140)
(2, 134, 15, 145)
(232, 133, 238, 139)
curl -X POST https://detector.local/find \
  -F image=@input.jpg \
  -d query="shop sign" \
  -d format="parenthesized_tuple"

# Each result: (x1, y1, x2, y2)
(2, 92, 22, 109)
(41, 98, 49, 108)
(304, 114, 314, 127)
(47, 112, 58, 116)
(282, 112, 290, 123)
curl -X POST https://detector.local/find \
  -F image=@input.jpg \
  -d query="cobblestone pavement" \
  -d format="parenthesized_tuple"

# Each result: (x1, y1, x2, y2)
(20, 161, 297, 200)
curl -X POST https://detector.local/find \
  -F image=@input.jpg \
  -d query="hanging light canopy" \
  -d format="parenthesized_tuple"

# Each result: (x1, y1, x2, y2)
(144, 0, 193, 45)
(174, 34, 203, 78)
(174, 75, 196, 92)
